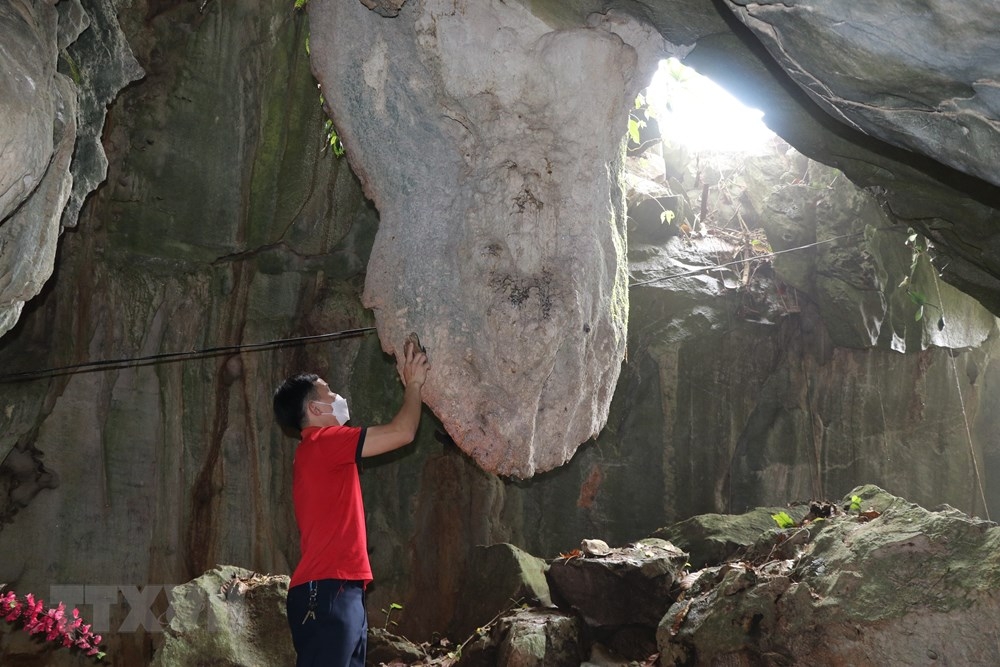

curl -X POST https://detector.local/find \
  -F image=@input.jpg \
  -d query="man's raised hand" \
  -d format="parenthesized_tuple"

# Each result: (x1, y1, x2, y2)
(402, 333, 429, 389)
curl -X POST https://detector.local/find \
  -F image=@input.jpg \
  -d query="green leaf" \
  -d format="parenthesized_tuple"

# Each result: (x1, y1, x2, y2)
(628, 117, 641, 144)
(908, 290, 928, 306)
(915, 305, 924, 321)
(849, 495, 862, 513)
(771, 511, 796, 529)
(660, 210, 675, 224)
(323, 118, 346, 157)
(390, 602, 403, 611)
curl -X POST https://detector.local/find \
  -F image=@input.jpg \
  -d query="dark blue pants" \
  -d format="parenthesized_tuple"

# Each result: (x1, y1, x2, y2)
(287, 579, 367, 667)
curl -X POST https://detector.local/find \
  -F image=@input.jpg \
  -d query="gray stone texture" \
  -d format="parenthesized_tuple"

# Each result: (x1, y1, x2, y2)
(152, 565, 296, 667)
(2, 1, 1000, 663)
(0, 1, 77, 337)
(0, 0, 140, 338)
(449, 543, 552, 640)
(659, 485, 1000, 665)
(546, 538, 687, 628)
(725, 0, 1000, 189)
(306, 0, 680, 477)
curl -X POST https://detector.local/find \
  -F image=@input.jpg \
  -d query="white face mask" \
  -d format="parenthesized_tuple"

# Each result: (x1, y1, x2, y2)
(315, 395, 350, 425)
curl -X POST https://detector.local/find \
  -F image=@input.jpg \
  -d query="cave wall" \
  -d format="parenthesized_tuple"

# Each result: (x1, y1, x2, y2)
(0, 0, 999, 662)
(0, 1, 377, 662)
(0, 0, 141, 338)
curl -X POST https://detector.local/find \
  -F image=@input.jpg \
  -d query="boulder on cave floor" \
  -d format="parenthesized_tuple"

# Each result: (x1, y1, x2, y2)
(658, 484, 1000, 665)
(540, 537, 688, 663)
(450, 543, 552, 640)
(651, 505, 813, 569)
(151, 565, 295, 667)
(546, 538, 688, 631)
(151, 488, 1000, 666)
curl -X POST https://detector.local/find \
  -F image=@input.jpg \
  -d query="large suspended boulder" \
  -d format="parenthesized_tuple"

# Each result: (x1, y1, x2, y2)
(306, 0, 678, 477)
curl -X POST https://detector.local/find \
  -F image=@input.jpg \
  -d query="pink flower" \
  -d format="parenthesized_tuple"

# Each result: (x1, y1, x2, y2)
(1, 590, 104, 662)
(3, 602, 21, 622)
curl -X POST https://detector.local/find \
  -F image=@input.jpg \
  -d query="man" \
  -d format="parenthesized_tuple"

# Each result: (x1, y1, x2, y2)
(272, 337, 429, 666)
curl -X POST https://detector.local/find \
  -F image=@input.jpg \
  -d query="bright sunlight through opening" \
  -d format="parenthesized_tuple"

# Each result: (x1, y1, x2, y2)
(645, 58, 776, 155)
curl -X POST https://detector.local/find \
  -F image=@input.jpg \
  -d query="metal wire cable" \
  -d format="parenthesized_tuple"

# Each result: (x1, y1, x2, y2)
(628, 232, 864, 288)
(0, 326, 376, 383)
(0, 231, 866, 383)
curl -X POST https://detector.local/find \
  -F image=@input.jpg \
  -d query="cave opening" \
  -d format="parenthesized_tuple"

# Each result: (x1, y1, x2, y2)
(626, 58, 800, 324)
(646, 57, 776, 156)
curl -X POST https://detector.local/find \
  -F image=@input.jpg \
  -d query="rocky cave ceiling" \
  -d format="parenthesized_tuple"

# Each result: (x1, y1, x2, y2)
(3, 0, 1000, 478)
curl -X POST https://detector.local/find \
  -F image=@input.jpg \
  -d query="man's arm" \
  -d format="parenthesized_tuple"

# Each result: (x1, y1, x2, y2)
(362, 339, 429, 457)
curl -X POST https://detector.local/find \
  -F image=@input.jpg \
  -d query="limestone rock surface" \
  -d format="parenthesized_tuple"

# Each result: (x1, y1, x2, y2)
(152, 565, 295, 667)
(546, 538, 687, 629)
(651, 506, 810, 569)
(449, 543, 552, 640)
(493, 608, 584, 667)
(658, 485, 1000, 665)
(306, 0, 679, 477)
(725, 0, 1000, 189)
(0, 0, 141, 338)
(142, 491, 1000, 667)
(0, 1, 77, 337)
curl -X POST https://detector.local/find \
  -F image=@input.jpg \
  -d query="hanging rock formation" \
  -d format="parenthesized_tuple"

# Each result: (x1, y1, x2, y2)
(725, 0, 1000, 189)
(304, 0, 1000, 477)
(4, 0, 1000, 477)
(308, 0, 680, 477)
(0, 0, 141, 338)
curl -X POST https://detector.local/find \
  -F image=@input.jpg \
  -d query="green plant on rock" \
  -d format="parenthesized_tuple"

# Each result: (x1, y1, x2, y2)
(628, 92, 659, 150)
(899, 227, 941, 323)
(771, 511, 796, 529)
(381, 601, 402, 630)
(323, 118, 345, 157)
(316, 92, 346, 157)
(298, 3, 343, 157)
(59, 50, 82, 85)
(628, 95, 646, 145)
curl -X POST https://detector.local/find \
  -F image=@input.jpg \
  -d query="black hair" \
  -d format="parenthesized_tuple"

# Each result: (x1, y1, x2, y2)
(273, 373, 319, 434)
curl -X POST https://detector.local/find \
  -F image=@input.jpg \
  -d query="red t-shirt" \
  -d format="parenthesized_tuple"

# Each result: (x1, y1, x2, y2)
(290, 425, 372, 587)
